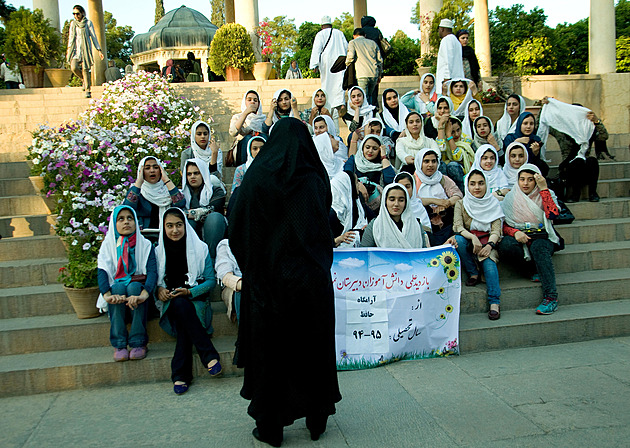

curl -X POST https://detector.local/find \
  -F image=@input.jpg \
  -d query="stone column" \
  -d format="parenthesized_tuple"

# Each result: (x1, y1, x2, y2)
(33, 0, 60, 32)
(353, 0, 367, 29)
(225, 0, 235, 23)
(474, 0, 492, 77)
(234, 0, 261, 61)
(87, 0, 108, 86)
(419, 0, 443, 55)
(589, 0, 617, 74)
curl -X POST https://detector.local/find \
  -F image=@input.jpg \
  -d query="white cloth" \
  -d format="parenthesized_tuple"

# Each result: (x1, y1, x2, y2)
(394, 172, 431, 229)
(313, 132, 343, 179)
(436, 34, 464, 90)
(503, 142, 529, 189)
(462, 99, 483, 139)
(310, 27, 348, 108)
(96, 206, 152, 312)
(381, 91, 409, 133)
(355, 134, 384, 173)
(414, 148, 448, 200)
(156, 208, 209, 289)
(182, 158, 214, 208)
(396, 117, 439, 166)
(495, 95, 526, 145)
(462, 171, 505, 232)
(271, 89, 296, 124)
(346, 86, 376, 121)
(373, 184, 425, 248)
(471, 144, 509, 192)
(137, 156, 172, 210)
(314, 114, 338, 137)
(445, 78, 474, 117)
(0, 62, 22, 83)
(538, 98, 595, 161)
(363, 117, 385, 136)
(330, 171, 367, 247)
(189, 120, 223, 175)
(215, 239, 241, 280)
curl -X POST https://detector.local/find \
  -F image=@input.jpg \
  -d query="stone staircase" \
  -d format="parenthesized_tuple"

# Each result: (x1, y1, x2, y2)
(0, 78, 629, 398)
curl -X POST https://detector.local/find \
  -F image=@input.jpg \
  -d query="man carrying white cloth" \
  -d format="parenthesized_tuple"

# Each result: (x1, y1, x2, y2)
(310, 16, 349, 109)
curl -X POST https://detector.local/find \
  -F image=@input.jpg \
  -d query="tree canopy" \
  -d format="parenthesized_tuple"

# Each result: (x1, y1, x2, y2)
(211, 0, 225, 28)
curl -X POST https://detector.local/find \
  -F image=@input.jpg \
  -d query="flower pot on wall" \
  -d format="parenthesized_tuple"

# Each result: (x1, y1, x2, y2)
(253, 62, 273, 80)
(20, 65, 45, 88)
(225, 66, 244, 81)
(482, 103, 504, 124)
(64, 285, 100, 319)
(45, 68, 73, 87)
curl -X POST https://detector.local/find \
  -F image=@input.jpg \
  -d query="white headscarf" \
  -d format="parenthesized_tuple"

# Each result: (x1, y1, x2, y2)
(445, 78, 474, 117)
(472, 116, 499, 149)
(313, 114, 338, 137)
(347, 86, 375, 120)
(414, 148, 448, 200)
(462, 99, 483, 138)
(503, 142, 529, 189)
(471, 144, 509, 192)
(420, 72, 437, 99)
(245, 135, 266, 169)
(394, 172, 431, 229)
(182, 158, 214, 208)
(501, 164, 560, 245)
(156, 207, 209, 289)
(363, 117, 385, 136)
(373, 183, 425, 248)
(239, 89, 265, 132)
(381, 89, 409, 133)
(496, 94, 526, 143)
(137, 156, 172, 209)
(313, 132, 343, 179)
(189, 121, 214, 165)
(462, 170, 505, 232)
(272, 89, 296, 124)
(331, 171, 367, 236)
(311, 88, 332, 111)
(397, 113, 439, 153)
(430, 95, 455, 129)
(355, 134, 383, 173)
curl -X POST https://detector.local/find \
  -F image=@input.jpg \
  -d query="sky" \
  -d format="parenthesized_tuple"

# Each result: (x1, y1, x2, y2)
(10, 0, 592, 39)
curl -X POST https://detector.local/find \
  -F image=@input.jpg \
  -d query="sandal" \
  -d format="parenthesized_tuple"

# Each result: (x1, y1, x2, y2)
(208, 359, 223, 377)
(488, 304, 500, 320)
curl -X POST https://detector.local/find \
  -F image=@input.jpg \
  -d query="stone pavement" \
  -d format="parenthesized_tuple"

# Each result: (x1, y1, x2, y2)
(3, 337, 629, 448)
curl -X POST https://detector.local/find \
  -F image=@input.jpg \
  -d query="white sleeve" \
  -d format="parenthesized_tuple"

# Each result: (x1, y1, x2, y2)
(309, 32, 323, 70)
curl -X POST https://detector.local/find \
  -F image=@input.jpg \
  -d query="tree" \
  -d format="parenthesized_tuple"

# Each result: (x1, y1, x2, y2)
(291, 21, 321, 78)
(617, 0, 630, 38)
(104, 11, 135, 67)
(332, 12, 354, 42)
(211, 0, 225, 28)
(384, 30, 422, 76)
(155, 0, 164, 25)
(617, 36, 630, 72)
(410, 0, 472, 52)
(509, 36, 556, 75)
(260, 16, 298, 75)
(551, 19, 588, 74)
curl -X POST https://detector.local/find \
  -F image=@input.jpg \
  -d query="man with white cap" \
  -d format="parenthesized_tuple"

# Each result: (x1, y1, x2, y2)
(436, 18, 464, 91)
(310, 16, 349, 110)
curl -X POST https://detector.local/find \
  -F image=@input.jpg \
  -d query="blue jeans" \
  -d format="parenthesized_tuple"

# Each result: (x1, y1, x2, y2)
(439, 161, 465, 194)
(455, 235, 501, 305)
(189, 212, 227, 261)
(357, 77, 379, 107)
(108, 281, 148, 349)
(234, 291, 241, 321)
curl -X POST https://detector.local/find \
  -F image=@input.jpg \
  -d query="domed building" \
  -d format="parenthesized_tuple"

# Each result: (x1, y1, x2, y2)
(130, 6, 218, 81)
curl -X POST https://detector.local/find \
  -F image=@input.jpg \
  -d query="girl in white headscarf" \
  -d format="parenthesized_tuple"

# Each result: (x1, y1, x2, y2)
(313, 115, 348, 161)
(453, 170, 504, 319)
(498, 164, 562, 315)
(265, 89, 298, 128)
(231, 136, 266, 193)
(502, 142, 528, 190)
(307, 88, 332, 125)
(313, 132, 344, 179)
(349, 117, 394, 161)
(394, 172, 432, 231)
(380, 88, 409, 139)
(155, 207, 223, 395)
(180, 120, 223, 179)
(423, 95, 454, 140)
(400, 72, 438, 117)
(462, 99, 483, 138)
(472, 116, 501, 153)
(361, 183, 428, 248)
(344, 134, 395, 187)
(495, 93, 526, 148)
(96, 205, 157, 361)
(329, 171, 368, 247)
(443, 78, 477, 118)
(123, 156, 185, 231)
(471, 144, 509, 197)
(343, 86, 376, 136)
(229, 90, 267, 166)
(396, 112, 439, 170)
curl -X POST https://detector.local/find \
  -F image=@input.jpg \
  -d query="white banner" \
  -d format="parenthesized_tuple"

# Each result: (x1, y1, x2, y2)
(333, 245, 461, 370)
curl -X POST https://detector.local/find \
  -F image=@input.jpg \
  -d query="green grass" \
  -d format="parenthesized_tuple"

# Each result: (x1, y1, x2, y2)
(337, 349, 460, 371)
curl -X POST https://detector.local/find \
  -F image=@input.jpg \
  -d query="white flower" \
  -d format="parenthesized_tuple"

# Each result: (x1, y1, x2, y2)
(72, 240, 78, 246)
(82, 243, 91, 250)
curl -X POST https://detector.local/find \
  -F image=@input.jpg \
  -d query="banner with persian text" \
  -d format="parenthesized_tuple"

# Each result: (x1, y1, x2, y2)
(333, 245, 461, 370)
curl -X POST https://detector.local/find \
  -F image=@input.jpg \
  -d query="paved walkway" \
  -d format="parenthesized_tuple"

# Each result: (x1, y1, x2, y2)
(3, 337, 630, 447)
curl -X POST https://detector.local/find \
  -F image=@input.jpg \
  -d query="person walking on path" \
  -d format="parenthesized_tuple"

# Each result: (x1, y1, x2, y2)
(360, 16, 386, 107)
(346, 28, 382, 108)
(310, 16, 348, 110)
(436, 19, 464, 92)
(66, 4, 104, 98)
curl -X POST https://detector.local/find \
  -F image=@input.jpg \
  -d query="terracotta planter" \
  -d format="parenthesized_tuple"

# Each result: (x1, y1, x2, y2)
(252, 62, 273, 80)
(45, 68, 73, 87)
(63, 285, 101, 319)
(20, 65, 45, 88)
(481, 102, 505, 124)
(416, 66, 432, 77)
(225, 66, 243, 81)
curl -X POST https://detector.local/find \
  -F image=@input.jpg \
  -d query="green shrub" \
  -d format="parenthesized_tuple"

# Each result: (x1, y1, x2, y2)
(208, 23, 256, 76)
(4, 7, 62, 69)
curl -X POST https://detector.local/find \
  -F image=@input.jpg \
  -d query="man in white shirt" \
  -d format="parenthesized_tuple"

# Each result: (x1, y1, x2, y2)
(309, 16, 348, 109)
(436, 19, 464, 92)
(0, 55, 23, 89)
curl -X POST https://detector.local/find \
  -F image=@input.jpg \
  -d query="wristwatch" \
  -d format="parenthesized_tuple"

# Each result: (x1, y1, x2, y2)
(487, 241, 496, 249)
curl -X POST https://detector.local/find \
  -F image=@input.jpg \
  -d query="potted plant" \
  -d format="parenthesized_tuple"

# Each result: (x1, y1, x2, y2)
(44, 19, 74, 87)
(4, 7, 63, 88)
(208, 23, 256, 81)
(253, 21, 274, 80)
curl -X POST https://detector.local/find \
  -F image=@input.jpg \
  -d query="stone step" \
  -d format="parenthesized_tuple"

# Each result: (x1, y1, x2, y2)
(567, 197, 630, 219)
(0, 151, 29, 163)
(460, 299, 630, 353)
(0, 178, 37, 196)
(547, 240, 630, 274)
(0, 301, 237, 355)
(545, 146, 630, 164)
(0, 337, 238, 397)
(580, 178, 630, 199)
(0, 258, 66, 289)
(0, 235, 65, 262)
(557, 217, 630, 245)
(0, 195, 50, 216)
(0, 213, 55, 238)
(0, 284, 72, 319)
(460, 268, 630, 314)
(0, 162, 30, 180)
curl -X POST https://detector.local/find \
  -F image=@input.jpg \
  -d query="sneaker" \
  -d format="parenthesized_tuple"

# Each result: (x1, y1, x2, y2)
(173, 383, 189, 395)
(536, 299, 558, 315)
(114, 348, 129, 362)
(129, 346, 147, 360)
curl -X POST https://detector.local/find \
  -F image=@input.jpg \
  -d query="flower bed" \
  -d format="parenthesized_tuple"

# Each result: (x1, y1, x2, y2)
(28, 71, 206, 288)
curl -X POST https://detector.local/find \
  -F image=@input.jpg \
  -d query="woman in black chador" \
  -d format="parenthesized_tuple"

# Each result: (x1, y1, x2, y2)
(229, 118, 342, 447)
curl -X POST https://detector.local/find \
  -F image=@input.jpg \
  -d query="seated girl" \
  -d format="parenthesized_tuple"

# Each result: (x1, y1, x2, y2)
(330, 171, 369, 247)
(498, 164, 563, 315)
(97, 205, 157, 362)
(361, 183, 429, 248)
(395, 111, 439, 173)
(495, 94, 526, 148)
(343, 86, 376, 143)
(414, 148, 463, 246)
(215, 238, 242, 323)
(349, 117, 394, 161)
(344, 134, 395, 186)
(304, 88, 332, 126)
(503, 112, 549, 177)
(453, 170, 504, 320)
(442, 78, 477, 119)
(180, 121, 223, 179)
(155, 207, 223, 395)
(313, 115, 348, 161)
(400, 73, 437, 117)
(123, 156, 185, 232)
(503, 142, 528, 190)
(394, 172, 432, 231)
(472, 116, 501, 154)
(314, 132, 344, 179)
(423, 96, 454, 140)
(442, 117, 475, 180)
(182, 158, 227, 262)
(380, 88, 409, 141)
(471, 144, 509, 199)
(462, 99, 483, 139)
(264, 89, 298, 133)
(231, 136, 266, 193)
(229, 90, 267, 167)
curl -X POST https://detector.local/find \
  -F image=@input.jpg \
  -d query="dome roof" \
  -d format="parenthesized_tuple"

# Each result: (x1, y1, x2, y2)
(132, 6, 219, 54)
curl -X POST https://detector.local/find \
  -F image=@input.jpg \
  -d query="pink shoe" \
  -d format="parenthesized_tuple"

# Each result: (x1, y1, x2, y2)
(114, 348, 129, 362)
(129, 346, 147, 360)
